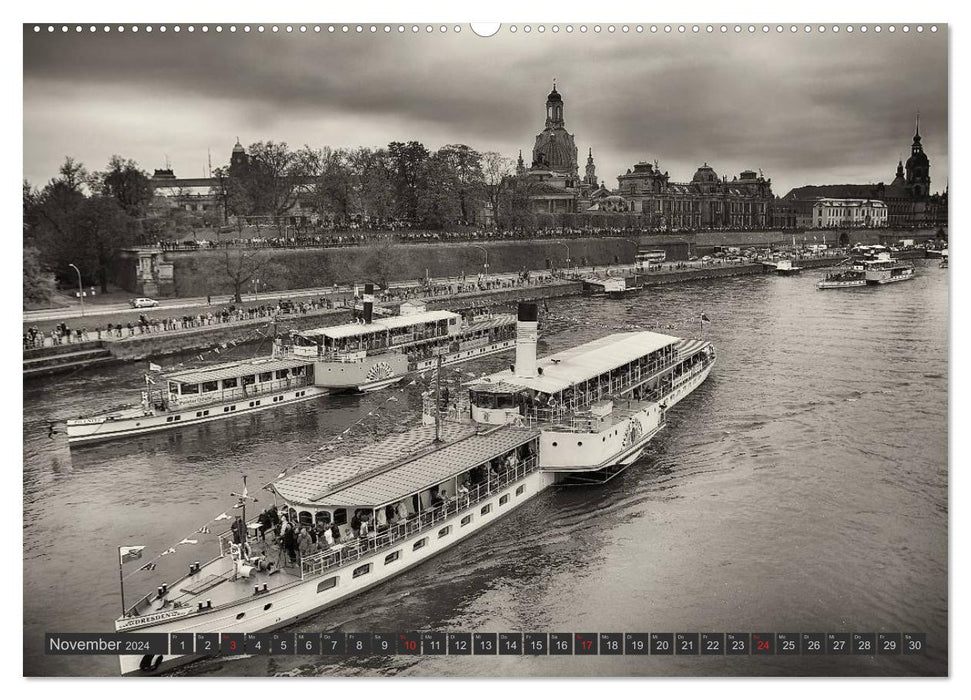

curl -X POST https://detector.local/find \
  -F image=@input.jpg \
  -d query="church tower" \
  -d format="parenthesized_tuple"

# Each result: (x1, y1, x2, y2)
(905, 112, 931, 198)
(584, 148, 597, 186)
(516, 150, 526, 176)
(530, 82, 579, 177)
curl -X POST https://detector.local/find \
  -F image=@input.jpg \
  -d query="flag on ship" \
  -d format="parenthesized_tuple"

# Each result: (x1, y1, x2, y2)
(701, 313, 711, 323)
(144, 374, 155, 385)
(138, 562, 157, 572)
(119, 545, 145, 563)
(149, 362, 162, 372)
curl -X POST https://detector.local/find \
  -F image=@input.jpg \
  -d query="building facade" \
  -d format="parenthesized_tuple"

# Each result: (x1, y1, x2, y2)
(812, 198, 889, 229)
(779, 114, 947, 229)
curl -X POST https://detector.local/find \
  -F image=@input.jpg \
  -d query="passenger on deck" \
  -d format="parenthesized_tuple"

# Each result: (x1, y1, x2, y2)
(297, 528, 313, 561)
(282, 523, 297, 566)
(330, 522, 342, 544)
(350, 513, 362, 538)
(430, 488, 444, 510)
(257, 509, 272, 540)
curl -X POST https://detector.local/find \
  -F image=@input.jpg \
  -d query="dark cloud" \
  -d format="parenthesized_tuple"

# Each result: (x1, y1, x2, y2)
(23, 26, 948, 195)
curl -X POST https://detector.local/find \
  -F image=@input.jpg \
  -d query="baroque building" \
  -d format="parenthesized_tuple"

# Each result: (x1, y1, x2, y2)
(521, 83, 773, 229)
(777, 114, 947, 229)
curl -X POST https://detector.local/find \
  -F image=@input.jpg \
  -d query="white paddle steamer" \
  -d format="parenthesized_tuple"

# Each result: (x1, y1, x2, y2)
(66, 286, 516, 445)
(113, 303, 714, 675)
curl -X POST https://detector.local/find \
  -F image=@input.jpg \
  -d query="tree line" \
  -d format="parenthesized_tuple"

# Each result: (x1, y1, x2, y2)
(22, 140, 546, 307)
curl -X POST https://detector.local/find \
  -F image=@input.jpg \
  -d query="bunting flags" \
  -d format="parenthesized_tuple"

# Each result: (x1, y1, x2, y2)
(138, 562, 157, 572)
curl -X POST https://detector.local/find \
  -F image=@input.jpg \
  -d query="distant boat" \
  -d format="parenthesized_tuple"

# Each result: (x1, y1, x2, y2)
(773, 259, 802, 276)
(817, 251, 914, 290)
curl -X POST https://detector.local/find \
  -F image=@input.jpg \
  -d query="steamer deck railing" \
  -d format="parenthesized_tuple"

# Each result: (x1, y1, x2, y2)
(214, 456, 539, 582)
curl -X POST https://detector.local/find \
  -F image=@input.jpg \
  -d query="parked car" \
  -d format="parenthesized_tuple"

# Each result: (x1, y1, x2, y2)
(130, 297, 159, 309)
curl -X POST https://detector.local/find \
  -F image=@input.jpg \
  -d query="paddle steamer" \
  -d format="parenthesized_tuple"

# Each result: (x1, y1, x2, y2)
(66, 286, 516, 445)
(113, 303, 714, 675)
(816, 251, 915, 290)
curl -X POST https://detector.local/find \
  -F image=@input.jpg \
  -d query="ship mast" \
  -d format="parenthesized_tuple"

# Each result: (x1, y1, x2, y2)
(434, 354, 443, 443)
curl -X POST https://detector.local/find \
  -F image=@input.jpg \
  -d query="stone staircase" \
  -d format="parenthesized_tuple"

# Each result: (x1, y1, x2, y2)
(23, 341, 116, 379)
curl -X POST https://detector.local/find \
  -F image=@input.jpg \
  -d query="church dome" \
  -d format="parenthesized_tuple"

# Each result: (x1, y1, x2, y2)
(547, 86, 562, 102)
(232, 139, 245, 154)
(692, 163, 719, 183)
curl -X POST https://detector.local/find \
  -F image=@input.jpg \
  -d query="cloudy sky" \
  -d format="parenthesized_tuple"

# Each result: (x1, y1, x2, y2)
(23, 25, 948, 196)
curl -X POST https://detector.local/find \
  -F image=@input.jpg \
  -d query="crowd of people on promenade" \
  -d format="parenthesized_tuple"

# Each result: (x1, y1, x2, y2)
(22, 299, 343, 350)
(23, 269, 557, 350)
(150, 220, 939, 253)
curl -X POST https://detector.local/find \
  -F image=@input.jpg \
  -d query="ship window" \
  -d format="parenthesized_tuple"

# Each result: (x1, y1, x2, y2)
(577, 441, 583, 447)
(181, 383, 200, 395)
(352, 564, 372, 578)
(499, 495, 510, 506)
(241, 375, 256, 386)
(249, 402, 255, 407)
(223, 407, 231, 413)
(173, 415, 181, 421)
(461, 515, 473, 527)
(222, 377, 238, 389)
(263, 603, 272, 611)
(259, 372, 273, 382)
(315, 511, 331, 525)
(333, 508, 347, 525)
(385, 550, 401, 565)
(516, 485, 525, 496)
(236, 612, 245, 620)
(438, 526, 451, 539)
(166, 417, 174, 423)
(413, 538, 428, 551)
(481, 504, 492, 516)
(551, 442, 557, 447)
(317, 576, 338, 593)
(298, 511, 313, 526)
(276, 369, 290, 379)
(196, 411, 203, 417)
(202, 381, 218, 392)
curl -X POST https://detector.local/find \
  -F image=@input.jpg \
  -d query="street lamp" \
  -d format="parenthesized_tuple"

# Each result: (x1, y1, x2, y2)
(472, 244, 489, 277)
(557, 241, 572, 272)
(68, 263, 83, 317)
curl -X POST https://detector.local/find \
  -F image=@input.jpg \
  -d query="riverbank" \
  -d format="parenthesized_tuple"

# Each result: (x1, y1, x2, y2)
(24, 256, 859, 374)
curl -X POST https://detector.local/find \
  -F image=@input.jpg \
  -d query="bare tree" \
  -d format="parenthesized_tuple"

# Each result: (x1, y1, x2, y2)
(219, 249, 278, 303)
(480, 152, 515, 230)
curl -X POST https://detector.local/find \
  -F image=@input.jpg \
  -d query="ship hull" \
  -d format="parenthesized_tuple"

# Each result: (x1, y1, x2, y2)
(66, 386, 329, 445)
(548, 358, 714, 483)
(817, 279, 866, 289)
(865, 269, 915, 285)
(117, 467, 555, 675)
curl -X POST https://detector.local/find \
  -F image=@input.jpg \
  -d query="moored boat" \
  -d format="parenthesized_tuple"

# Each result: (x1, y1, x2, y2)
(112, 303, 715, 675)
(65, 286, 517, 446)
(773, 259, 802, 276)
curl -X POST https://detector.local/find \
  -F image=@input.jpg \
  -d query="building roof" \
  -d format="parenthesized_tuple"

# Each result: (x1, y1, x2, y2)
(165, 357, 309, 385)
(784, 184, 886, 201)
(323, 427, 538, 507)
(469, 331, 680, 396)
(301, 309, 458, 340)
(272, 422, 537, 507)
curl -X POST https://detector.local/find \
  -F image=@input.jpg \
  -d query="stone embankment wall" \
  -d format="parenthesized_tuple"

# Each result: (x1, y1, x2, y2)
(168, 238, 636, 297)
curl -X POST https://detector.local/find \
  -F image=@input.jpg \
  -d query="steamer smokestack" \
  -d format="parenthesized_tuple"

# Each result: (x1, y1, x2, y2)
(514, 302, 538, 378)
(363, 283, 374, 324)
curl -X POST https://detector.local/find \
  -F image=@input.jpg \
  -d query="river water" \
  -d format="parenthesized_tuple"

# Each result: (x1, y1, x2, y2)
(23, 260, 948, 677)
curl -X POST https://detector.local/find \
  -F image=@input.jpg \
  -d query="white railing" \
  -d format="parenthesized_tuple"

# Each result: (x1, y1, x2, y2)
(169, 376, 311, 409)
(298, 457, 538, 579)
